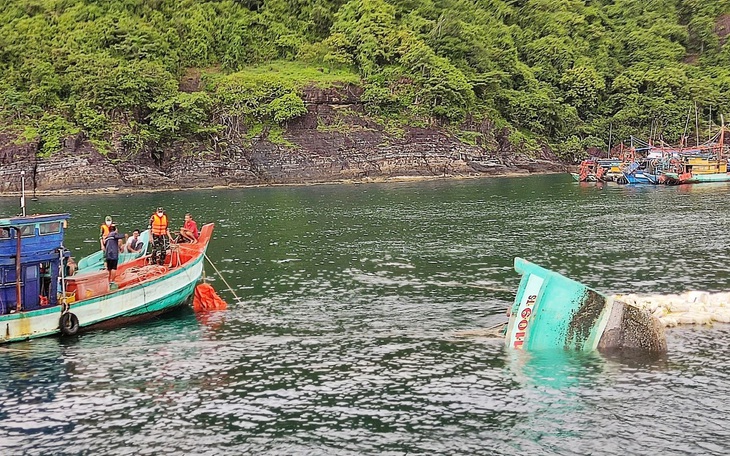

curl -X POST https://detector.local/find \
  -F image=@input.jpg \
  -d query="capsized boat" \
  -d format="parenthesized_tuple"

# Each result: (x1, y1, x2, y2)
(76, 229, 151, 273)
(506, 258, 666, 352)
(0, 212, 214, 344)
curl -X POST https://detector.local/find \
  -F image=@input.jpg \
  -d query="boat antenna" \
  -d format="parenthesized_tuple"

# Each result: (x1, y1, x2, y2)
(683, 105, 692, 150)
(20, 171, 26, 216)
(649, 120, 654, 145)
(695, 101, 700, 147)
(607, 122, 612, 158)
(709, 106, 712, 141)
(720, 114, 725, 161)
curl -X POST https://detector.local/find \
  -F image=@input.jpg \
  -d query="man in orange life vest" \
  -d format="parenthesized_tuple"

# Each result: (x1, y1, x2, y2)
(100, 215, 113, 252)
(148, 207, 172, 266)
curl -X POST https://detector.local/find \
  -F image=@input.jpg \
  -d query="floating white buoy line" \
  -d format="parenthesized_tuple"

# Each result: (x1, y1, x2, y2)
(613, 292, 730, 327)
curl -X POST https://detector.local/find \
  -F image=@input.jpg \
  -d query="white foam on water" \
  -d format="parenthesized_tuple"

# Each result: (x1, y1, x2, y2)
(612, 291, 730, 327)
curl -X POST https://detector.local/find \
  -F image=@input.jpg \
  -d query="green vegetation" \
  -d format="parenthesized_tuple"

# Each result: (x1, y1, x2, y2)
(1, 0, 729, 160)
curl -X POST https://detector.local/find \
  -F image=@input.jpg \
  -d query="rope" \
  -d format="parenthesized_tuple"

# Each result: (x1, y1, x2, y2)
(445, 282, 513, 293)
(0, 347, 36, 353)
(204, 253, 242, 303)
(451, 321, 508, 339)
(169, 243, 182, 268)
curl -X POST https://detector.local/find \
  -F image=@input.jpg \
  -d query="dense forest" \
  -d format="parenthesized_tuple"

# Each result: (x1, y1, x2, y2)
(1, 0, 729, 161)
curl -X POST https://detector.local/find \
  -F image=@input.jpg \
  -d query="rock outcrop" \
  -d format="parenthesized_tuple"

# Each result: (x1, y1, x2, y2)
(0, 85, 565, 194)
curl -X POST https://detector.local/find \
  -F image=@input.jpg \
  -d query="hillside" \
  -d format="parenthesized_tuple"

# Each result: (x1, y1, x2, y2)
(1, 0, 729, 192)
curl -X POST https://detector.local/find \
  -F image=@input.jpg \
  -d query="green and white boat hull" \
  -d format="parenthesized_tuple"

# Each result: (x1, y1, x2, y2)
(0, 253, 204, 344)
(663, 172, 730, 184)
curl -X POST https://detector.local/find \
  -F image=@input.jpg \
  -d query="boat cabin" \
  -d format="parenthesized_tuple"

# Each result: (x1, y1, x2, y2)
(680, 155, 728, 175)
(0, 214, 70, 314)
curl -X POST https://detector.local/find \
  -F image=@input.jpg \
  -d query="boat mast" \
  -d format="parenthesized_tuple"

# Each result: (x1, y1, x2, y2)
(709, 106, 712, 142)
(15, 227, 22, 312)
(683, 105, 692, 151)
(607, 122, 612, 158)
(20, 171, 26, 217)
(720, 114, 725, 161)
(695, 101, 700, 147)
(16, 171, 26, 311)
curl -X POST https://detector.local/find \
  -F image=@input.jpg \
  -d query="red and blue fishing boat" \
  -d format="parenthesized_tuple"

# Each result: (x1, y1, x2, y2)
(0, 206, 214, 344)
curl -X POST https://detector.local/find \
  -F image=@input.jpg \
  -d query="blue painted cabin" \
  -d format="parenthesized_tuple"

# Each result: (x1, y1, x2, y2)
(0, 214, 71, 314)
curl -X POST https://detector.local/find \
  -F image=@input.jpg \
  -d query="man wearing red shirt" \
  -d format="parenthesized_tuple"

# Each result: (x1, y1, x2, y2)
(179, 213, 199, 243)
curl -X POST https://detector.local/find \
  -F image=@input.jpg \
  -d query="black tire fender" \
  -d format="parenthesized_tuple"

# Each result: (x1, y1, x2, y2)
(59, 312, 80, 336)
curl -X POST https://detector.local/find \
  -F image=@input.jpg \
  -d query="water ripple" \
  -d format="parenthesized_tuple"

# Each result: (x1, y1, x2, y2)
(2, 176, 730, 455)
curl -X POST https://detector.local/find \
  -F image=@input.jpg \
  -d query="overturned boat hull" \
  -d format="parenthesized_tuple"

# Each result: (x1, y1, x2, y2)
(506, 258, 666, 352)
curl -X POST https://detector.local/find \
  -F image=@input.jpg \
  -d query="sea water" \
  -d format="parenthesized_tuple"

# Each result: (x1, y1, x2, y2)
(0, 175, 728, 455)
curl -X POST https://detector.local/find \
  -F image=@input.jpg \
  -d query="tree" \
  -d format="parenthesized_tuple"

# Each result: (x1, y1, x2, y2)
(269, 92, 308, 123)
(149, 92, 213, 138)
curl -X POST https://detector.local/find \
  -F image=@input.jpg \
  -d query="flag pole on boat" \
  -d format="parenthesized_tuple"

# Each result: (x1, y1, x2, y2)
(20, 171, 26, 216)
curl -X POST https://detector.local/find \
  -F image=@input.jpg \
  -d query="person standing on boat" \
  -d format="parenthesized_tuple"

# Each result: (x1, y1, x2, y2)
(100, 215, 113, 252)
(63, 256, 77, 277)
(104, 224, 125, 287)
(148, 207, 171, 266)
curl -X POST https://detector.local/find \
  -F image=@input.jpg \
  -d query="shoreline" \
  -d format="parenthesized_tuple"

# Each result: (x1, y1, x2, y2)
(0, 170, 567, 198)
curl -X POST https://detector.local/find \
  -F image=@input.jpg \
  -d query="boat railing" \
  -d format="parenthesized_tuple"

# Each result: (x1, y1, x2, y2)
(623, 161, 640, 174)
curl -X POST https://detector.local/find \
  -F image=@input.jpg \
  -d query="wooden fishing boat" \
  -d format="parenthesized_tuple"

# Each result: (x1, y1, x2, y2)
(617, 160, 661, 184)
(570, 159, 607, 182)
(660, 154, 730, 184)
(0, 212, 214, 344)
(506, 258, 666, 352)
(571, 152, 626, 183)
(76, 229, 151, 273)
(600, 158, 624, 181)
(656, 121, 728, 184)
(617, 154, 686, 184)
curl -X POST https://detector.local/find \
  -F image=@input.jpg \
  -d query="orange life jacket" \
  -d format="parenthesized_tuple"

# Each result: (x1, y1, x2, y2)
(100, 224, 110, 238)
(151, 213, 168, 235)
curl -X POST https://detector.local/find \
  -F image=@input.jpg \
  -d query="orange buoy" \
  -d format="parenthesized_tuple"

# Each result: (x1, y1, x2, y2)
(193, 283, 228, 312)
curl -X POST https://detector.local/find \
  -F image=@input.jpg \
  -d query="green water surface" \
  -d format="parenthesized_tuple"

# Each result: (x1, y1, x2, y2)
(1, 175, 728, 455)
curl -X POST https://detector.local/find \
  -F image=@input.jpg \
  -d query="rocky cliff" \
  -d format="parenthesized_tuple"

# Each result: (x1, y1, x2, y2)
(0, 85, 565, 195)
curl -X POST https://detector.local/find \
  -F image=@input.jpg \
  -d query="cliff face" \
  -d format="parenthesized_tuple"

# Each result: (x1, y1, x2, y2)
(0, 85, 565, 194)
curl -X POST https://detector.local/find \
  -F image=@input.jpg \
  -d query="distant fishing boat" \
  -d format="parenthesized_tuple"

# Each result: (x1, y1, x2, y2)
(660, 154, 730, 184)
(572, 146, 634, 183)
(635, 119, 728, 185)
(76, 229, 151, 273)
(617, 160, 661, 184)
(0, 212, 214, 344)
(570, 159, 608, 182)
(599, 158, 625, 181)
(611, 141, 674, 185)
(506, 258, 665, 352)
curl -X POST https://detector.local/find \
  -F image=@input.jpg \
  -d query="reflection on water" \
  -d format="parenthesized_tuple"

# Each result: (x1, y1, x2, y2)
(507, 349, 607, 389)
(1, 175, 730, 455)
